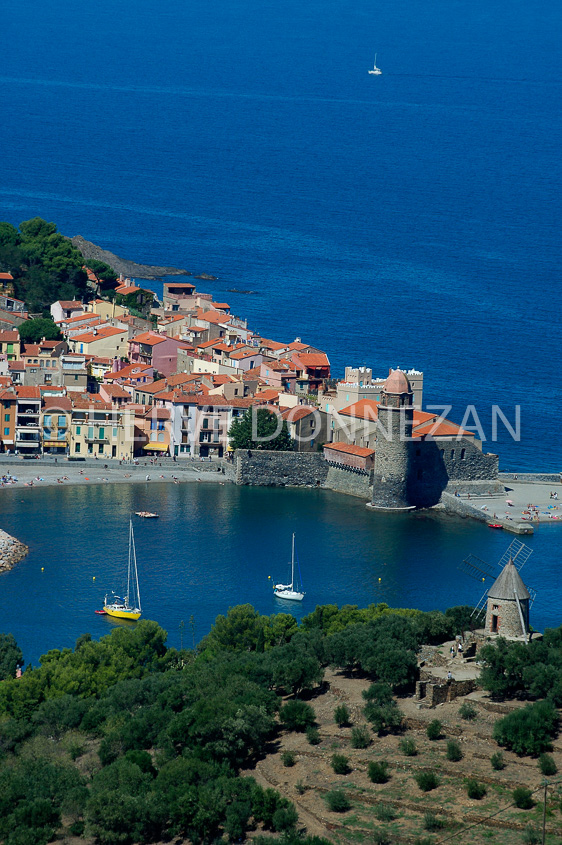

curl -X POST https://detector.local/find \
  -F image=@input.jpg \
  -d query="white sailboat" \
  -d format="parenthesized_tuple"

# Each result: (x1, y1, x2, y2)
(273, 533, 305, 602)
(103, 519, 142, 620)
(368, 54, 382, 75)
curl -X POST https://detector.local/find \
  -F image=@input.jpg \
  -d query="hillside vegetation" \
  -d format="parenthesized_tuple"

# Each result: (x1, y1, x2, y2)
(0, 602, 560, 845)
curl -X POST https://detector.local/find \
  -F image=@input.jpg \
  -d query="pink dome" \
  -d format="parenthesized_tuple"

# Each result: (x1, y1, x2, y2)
(384, 369, 411, 394)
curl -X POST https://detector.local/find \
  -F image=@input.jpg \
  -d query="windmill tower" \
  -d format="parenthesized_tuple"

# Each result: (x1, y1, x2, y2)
(460, 539, 536, 642)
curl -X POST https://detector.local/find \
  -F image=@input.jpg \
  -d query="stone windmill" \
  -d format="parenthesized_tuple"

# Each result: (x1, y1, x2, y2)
(460, 539, 536, 642)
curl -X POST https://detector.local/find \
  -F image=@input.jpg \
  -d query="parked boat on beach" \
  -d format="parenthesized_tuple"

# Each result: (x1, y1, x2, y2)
(102, 520, 142, 620)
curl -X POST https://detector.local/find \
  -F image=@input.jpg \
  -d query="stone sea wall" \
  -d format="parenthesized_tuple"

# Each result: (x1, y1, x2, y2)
(0, 529, 29, 573)
(325, 465, 373, 499)
(235, 450, 328, 487)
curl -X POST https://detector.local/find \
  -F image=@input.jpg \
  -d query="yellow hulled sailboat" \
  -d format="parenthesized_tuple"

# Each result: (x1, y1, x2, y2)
(103, 519, 142, 620)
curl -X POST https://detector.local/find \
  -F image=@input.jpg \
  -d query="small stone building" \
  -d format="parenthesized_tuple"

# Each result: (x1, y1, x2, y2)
(485, 561, 530, 638)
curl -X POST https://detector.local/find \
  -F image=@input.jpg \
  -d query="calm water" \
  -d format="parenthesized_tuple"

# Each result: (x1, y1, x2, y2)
(0, 0, 560, 470)
(0, 483, 559, 666)
(0, 1, 560, 658)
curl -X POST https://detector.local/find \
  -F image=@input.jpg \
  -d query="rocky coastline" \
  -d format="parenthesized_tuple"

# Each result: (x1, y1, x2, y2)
(68, 235, 192, 280)
(0, 528, 29, 573)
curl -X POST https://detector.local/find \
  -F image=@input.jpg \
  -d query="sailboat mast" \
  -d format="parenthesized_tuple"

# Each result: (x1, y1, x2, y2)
(126, 519, 132, 605)
(291, 533, 295, 589)
(133, 523, 141, 611)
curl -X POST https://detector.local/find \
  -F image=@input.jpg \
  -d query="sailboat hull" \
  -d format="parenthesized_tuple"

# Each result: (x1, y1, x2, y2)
(274, 590, 304, 602)
(103, 605, 141, 620)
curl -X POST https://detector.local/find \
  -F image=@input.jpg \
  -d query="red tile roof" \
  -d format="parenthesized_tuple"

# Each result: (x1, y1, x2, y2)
(281, 405, 315, 422)
(324, 441, 375, 458)
(42, 396, 72, 412)
(294, 352, 330, 368)
(0, 273, 14, 281)
(15, 386, 41, 399)
(57, 300, 83, 309)
(131, 332, 167, 346)
(0, 330, 20, 342)
(72, 326, 125, 343)
(412, 421, 475, 438)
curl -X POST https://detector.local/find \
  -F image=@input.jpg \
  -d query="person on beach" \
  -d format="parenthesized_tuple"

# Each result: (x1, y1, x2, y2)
(457, 642, 463, 658)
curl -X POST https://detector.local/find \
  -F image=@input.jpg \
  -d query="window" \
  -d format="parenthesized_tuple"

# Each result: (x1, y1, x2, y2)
(460, 448, 466, 460)
(43, 415, 52, 428)
(4, 414, 9, 422)
(88, 443, 93, 454)
(75, 443, 80, 453)
(58, 416, 66, 428)
(203, 418, 209, 429)
(99, 427, 105, 440)
(113, 427, 118, 437)
(450, 449, 455, 459)
(74, 375, 78, 381)
(76, 426, 81, 435)
(3, 427, 9, 436)
(98, 443, 104, 454)
(88, 427, 94, 440)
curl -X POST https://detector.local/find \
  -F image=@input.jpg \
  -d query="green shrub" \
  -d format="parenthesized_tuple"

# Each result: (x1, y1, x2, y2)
(324, 789, 351, 813)
(538, 753, 557, 776)
(331, 753, 350, 775)
(374, 803, 396, 822)
(491, 751, 506, 770)
(350, 725, 371, 749)
(426, 719, 442, 740)
(334, 704, 351, 727)
(513, 787, 534, 810)
(424, 811, 444, 831)
(373, 832, 391, 845)
(294, 781, 308, 795)
(306, 726, 321, 745)
(493, 700, 558, 755)
(522, 826, 541, 845)
(446, 740, 463, 762)
(415, 771, 439, 792)
(280, 700, 316, 732)
(368, 761, 390, 784)
(281, 750, 296, 767)
(459, 701, 478, 721)
(399, 737, 417, 757)
(466, 779, 487, 800)
(69, 821, 85, 837)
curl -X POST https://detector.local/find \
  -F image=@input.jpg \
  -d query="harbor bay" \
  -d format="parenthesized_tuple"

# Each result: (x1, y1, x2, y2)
(0, 480, 559, 667)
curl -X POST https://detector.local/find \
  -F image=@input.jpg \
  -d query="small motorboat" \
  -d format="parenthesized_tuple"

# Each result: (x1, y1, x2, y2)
(488, 523, 503, 529)
(135, 511, 159, 518)
(95, 609, 107, 615)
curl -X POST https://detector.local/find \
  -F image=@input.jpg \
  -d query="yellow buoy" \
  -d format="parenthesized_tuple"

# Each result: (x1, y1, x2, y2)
(378, 577, 382, 582)
(41, 567, 44, 572)
(93, 576, 96, 581)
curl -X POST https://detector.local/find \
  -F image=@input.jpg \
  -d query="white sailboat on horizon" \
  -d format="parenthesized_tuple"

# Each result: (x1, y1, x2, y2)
(272, 533, 305, 602)
(368, 54, 382, 75)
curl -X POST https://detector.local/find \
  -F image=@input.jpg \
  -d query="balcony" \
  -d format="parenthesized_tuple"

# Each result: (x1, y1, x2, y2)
(15, 433, 40, 444)
(84, 434, 109, 443)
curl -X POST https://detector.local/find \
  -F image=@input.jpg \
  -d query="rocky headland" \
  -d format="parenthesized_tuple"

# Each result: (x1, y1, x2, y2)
(0, 528, 29, 573)
(69, 235, 192, 280)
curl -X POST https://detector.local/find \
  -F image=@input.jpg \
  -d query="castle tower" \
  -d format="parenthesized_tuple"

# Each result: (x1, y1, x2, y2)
(368, 369, 415, 511)
(485, 560, 530, 639)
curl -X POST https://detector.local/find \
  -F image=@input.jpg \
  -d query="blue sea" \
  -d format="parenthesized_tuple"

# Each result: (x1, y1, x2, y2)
(0, 0, 560, 660)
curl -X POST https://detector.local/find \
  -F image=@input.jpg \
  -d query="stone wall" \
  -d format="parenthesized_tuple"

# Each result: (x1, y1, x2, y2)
(235, 450, 329, 487)
(0, 528, 29, 573)
(407, 437, 499, 508)
(500, 472, 562, 484)
(325, 465, 373, 499)
(416, 677, 478, 707)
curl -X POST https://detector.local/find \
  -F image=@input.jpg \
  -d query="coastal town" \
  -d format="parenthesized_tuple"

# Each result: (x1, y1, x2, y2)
(0, 265, 559, 531)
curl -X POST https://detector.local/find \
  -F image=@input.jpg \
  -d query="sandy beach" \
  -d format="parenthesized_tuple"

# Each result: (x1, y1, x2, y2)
(0, 457, 230, 492)
(456, 480, 562, 525)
